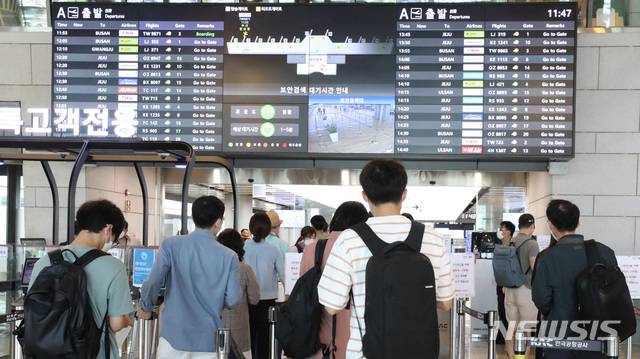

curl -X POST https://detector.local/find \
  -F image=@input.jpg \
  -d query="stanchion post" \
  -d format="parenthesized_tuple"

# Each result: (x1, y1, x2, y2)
(456, 298, 466, 359)
(485, 310, 497, 359)
(450, 298, 458, 359)
(604, 335, 619, 359)
(626, 336, 632, 359)
(514, 330, 527, 359)
(149, 311, 159, 359)
(9, 301, 23, 359)
(269, 306, 278, 359)
(216, 328, 231, 359)
(10, 319, 22, 359)
(140, 317, 150, 359)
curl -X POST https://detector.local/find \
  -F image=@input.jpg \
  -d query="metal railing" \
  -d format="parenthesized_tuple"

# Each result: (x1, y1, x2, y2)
(451, 297, 498, 359)
(216, 328, 231, 359)
(269, 306, 279, 359)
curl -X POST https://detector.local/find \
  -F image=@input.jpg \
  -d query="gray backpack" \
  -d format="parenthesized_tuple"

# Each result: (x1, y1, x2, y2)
(492, 239, 532, 288)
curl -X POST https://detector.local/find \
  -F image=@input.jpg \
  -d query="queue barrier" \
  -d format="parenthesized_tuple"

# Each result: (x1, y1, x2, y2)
(514, 330, 620, 359)
(128, 308, 160, 359)
(216, 328, 231, 359)
(451, 297, 497, 359)
(269, 306, 279, 359)
(6, 300, 24, 359)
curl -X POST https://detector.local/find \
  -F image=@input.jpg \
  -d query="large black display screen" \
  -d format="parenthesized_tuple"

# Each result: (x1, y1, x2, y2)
(51, 2, 577, 160)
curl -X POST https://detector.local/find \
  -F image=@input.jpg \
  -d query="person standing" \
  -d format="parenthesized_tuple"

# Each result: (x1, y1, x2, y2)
(495, 220, 515, 345)
(293, 226, 316, 253)
(504, 214, 539, 328)
(218, 229, 261, 359)
(137, 195, 242, 359)
(532, 200, 617, 359)
(265, 209, 292, 258)
(244, 212, 285, 359)
(504, 214, 539, 357)
(318, 158, 455, 358)
(310, 215, 329, 240)
(28, 199, 134, 359)
(300, 201, 369, 359)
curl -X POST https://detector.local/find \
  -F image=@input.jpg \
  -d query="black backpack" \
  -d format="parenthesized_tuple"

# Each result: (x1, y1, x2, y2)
(276, 239, 336, 359)
(15, 249, 111, 359)
(576, 240, 636, 341)
(351, 221, 439, 359)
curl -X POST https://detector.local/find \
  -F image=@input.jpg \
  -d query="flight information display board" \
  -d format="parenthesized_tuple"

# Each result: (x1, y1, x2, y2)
(51, 2, 577, 160)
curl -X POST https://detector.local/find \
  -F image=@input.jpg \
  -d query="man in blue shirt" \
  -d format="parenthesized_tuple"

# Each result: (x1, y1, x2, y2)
(265, 209, 291, 259)
(137, 195, 242, 359)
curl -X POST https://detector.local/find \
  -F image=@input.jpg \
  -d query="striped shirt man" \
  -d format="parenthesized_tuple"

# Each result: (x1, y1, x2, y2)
(318, 215, 455, 359)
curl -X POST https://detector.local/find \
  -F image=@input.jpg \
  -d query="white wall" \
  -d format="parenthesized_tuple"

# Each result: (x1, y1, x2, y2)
(543, 30, 640, 254)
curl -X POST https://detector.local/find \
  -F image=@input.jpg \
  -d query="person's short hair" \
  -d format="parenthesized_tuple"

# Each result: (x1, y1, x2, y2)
(249, 212, 272, 242)
(76, 199, 125, 239)
(123, 220, 129, 230)
(500, 221, 516, 238)
(518, 213, 535, 229)
(546, 199, 580, 232)
(191, 196, 225, 229)
(310, 215, 328, 232)
(217, 228, 245, 262)
(329, 201, 369, 232)
(359, 158, 407, 206)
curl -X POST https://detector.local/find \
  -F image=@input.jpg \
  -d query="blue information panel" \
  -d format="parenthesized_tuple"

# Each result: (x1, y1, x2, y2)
(133, 247, 155, 287)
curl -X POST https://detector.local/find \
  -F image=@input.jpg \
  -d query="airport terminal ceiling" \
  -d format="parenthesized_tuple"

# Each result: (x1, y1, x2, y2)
(163, 167, 527, 224)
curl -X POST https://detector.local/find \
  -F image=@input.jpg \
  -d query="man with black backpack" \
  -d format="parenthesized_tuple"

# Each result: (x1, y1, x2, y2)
(318, 158, 455, 359)
(24, 199, 134, 359)
(532, 199, 634, 359)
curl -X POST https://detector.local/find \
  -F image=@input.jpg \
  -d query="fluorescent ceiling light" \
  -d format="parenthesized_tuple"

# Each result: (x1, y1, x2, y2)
(272, 185, 480, 222)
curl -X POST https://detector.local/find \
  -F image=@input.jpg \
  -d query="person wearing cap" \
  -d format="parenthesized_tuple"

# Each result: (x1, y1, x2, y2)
(240, 228, 251, 242)
(265, 209, 292, 259)
(504, 213, 540, 355)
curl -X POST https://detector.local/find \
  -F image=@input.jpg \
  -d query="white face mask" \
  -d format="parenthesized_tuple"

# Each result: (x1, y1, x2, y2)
(102, 240, 114, 252)
(548, 223, 557, 241)
(496, 229, 504, 240)
(304, 239, 315, 246)
(102, 226, 114, 251)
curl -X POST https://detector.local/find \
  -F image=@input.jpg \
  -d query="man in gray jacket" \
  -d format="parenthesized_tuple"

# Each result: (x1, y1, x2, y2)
(532, 199, 617, 359)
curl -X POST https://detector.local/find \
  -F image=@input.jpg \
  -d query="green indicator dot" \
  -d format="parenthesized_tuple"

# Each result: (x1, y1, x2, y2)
(260, 122, 275, 138)
(228, 142, 234, 147)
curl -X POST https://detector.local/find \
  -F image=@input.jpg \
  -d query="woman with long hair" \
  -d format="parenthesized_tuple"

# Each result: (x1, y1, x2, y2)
(243, 212, 285, 359)
(293, 226, 316, 253)
(299, 201, 369, 359)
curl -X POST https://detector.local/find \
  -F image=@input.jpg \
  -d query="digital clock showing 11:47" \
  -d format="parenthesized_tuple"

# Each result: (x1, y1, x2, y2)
(548, 8, 573, 17)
